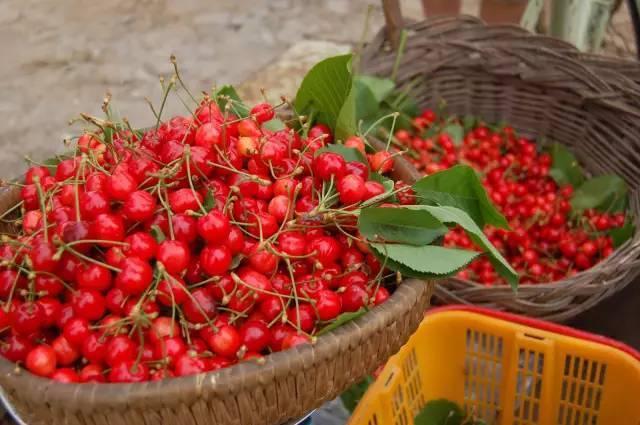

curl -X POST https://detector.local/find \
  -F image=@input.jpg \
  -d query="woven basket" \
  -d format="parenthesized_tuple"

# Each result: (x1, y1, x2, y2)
(0, 143, 432, 424)
(360, 10, 640, 322)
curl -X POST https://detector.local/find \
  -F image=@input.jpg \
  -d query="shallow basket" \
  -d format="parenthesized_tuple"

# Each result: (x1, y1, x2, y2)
(0, 149, 432, 424)
(349, 306, 640, 425)
(360, 12, 640, 322)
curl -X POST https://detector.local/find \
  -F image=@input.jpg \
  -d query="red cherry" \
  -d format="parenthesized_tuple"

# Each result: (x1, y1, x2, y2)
(168, 189, 203, 214)
(204, 324, 241, 358)
(105, 335, 138, 367)
(239, 320, 270, 352)
(287, 303, 316, 333)
(341, 284, 369, 312)
(108, 360, 149, 383)
(197, 210, 230, 244)
(250, 103, 275, 123)
(123, 232, 158, 261)
(195, 122, 222, 148)
(10, 302, 44, 335)
(174, 353, 207, 376)
(200, 245, 232, 276)
(115, 257, 153, 295)
(123, 190, 157, 221)
(208, 274, 234, 301)
(63, 317, 91, 347)
(71, 289, 106, 321)
(25, 166, 51, 185)
(277, 231, 307, 257)
(182, 288, 217, 323)
(148, 317, 180, 344)
(0, 335, 32, 362)
(259, 296, 283, 321)
(55, 158, 79, 182)
(156, 276, 189, 306)
(246, 212, 279, 238)
(77, 263, 112, 292)
(91, 213, 125, 245)
(373, 287, 390, 305)
(313, 152, 345, 181)
(308, 236, 342, 266)
(157, 240, 190, 274)
(337, 174, 366, 205)
(247, 247, 279, 274)
(369, 151, 393, 173)
(314, 290, 342, 321)
(82, 332, 109, 364)
(51, 335, 80, 366)
(235, 267, 272, 303)
(105, 287, 127, 314)
(172, 213, 198, 243)
(154, 336, 187, 366)
(281, 333, 310, 350)
(344, 136, 366, 154)
(268, 324, 295, 352)
(36, 297, 62, 327)
(80, 364, 106, 382)
(107, 171, 137, 201)
(80, 191, 110, 219)
(308, 124, 333, 144)
(225, 226, 245, 254)
(26, 345, 57, 377)
(29, 240, 58, 273)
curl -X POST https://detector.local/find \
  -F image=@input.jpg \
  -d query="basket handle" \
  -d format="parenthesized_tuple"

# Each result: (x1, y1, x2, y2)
(381, 0, 405, 49)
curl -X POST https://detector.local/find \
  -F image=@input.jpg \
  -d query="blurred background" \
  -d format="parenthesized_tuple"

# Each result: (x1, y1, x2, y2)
(0, 0, 635, 177)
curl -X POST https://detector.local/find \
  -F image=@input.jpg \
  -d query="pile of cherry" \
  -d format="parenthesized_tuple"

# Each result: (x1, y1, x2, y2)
(0, 101, 398, 383)
(395, 109, 627, 285)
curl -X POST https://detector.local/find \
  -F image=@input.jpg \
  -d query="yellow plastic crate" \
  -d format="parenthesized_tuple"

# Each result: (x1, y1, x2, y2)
(349, 306, 640, 425)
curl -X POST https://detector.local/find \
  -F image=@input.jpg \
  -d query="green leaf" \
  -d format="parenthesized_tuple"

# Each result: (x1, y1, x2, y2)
(442, 123, 464, 146)
(352, 78, 380, 123)
(262, 118, 286, 132)
(571, 175, 628, 213)
(609, 219, 635, 248)
(203, 189, 216, 212)
(317, 308, 368, 335)
(336, 86, 358, 140)
(340, 376, 374, 413)
(295, 54, 353, 134)
(414, 400, 465, 425)
(354, 76, 395, 103)
(370, 243, 480, 279)
(412, 165, 510, 230)
(414, 205, 518, 289)
(358, 207, 447, 245)
(462, 115, 477, 131)
(150, 225, 166, 244)
(315, 144, 367, 165)
(548, 143, 585, 188)
(214, 85, 249, 118)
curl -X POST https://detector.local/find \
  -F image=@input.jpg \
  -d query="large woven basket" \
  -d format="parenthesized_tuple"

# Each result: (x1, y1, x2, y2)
(361, 11, 640, 322)
(0, 145, 432, 424)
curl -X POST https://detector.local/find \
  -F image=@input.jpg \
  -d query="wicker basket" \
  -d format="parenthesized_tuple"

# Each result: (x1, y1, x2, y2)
(0, 144, 432, 424)
(360, 11, 640, 322)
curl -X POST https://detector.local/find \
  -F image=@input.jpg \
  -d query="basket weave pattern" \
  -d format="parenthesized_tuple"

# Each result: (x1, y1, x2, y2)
(361, 15, 640, 322)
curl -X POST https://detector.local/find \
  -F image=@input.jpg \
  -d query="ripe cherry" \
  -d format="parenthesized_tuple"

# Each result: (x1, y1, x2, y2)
(62, 317, 91, 347)
(105, 335, 138, 367)
(313, 152, 345, 181)
(82, 332, 109, 364)
(26, 345, 57, 377)
(80, 364, 106, 382)
(115, 257, 153, 295)
(314, 290, 342, 321)
(90, 213, 126, 245)
(10, 302, 44, 335)
(51, 335, 80, 366)
(204, 324, 241, 358)
(308, 236, 342, 267)
(197, 210, 230, 244)
(109, 360, 149, 383)
(107, 171, 137, 201)
(341, 284, 369, 312)
(368, 151, 393, 173)
(239, 320, 270, 352)
(77, 263, 112, 292)
(123, 190, 157, 221)
(182, 288, 217, 324)
(174, 353, 207, 376)
(123, 231, 158, 261)
(71, 289, 106, 321)
(250, 103, 275, 123)
(157, 240, 190, 274)
(337, 174, 366, 205)
(200, 245, 232, 276)
(287, 303, 316, 333)
(156, 277, 189, 306)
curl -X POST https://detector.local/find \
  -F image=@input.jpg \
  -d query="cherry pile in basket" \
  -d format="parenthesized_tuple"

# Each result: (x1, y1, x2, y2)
(0, 99, 406, 383)
(394, 109, 632, 285)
